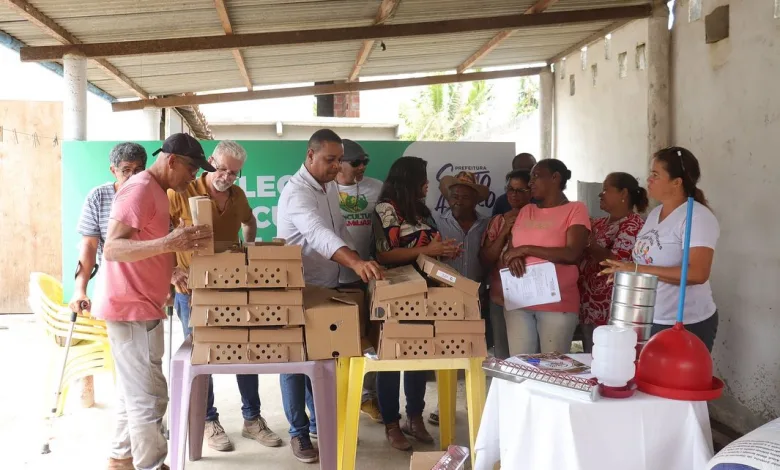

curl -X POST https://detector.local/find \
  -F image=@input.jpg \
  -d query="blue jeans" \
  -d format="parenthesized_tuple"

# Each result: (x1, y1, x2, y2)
(280, 374, 317, 437)
(175, 293, 262, 422)
(376, 371, 427, 424)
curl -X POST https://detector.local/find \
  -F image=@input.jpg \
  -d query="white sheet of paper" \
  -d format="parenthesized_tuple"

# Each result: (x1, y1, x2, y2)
(500, 262, 561, 310)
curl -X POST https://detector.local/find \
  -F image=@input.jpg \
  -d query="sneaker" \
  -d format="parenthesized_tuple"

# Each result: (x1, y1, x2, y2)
(290, 435, 319, 463)
(205, 420, 235, 452)
(107, 457, 133, 470)
(428, 411, 439, 427)
(242, 416, 282, 447)
(384, 421, 412, 451)
(360, 398, 383, 423)
(402, 415, 434, 443)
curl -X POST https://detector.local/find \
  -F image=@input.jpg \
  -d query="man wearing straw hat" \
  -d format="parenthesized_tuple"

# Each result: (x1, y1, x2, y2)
(429, 171, 490, 426)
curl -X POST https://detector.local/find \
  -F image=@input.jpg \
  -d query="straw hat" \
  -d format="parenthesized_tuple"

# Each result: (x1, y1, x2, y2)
(439, 171, 489, 203)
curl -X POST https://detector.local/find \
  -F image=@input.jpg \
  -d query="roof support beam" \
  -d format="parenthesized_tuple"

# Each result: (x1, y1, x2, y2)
(347, 0, 402, 82)
(547, 19, 632, 64)
(2, 0, 149, 98)
(456, 0, 560, 73)
(112, 67, 543, 112)
(21, 5, 652, 61)
(214, 0, 253, 90)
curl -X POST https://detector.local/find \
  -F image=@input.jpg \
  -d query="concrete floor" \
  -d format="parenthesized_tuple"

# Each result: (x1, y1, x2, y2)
(0, 314, 473, 470)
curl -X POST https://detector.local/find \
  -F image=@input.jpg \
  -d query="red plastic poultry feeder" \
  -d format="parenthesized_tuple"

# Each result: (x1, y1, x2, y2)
(634, 197, 723, 401)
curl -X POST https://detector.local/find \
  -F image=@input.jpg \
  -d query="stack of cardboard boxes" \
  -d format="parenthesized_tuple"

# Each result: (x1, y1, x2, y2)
(187, 197, 362, 365)
(368, 254, 488, 360)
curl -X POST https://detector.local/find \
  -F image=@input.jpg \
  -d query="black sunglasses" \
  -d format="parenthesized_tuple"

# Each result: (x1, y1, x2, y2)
(349, 158, 370, 168)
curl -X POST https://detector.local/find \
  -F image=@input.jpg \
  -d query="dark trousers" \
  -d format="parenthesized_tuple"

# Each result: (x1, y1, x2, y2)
(651, 311, 719, 352)
(376, 371, 427, 424)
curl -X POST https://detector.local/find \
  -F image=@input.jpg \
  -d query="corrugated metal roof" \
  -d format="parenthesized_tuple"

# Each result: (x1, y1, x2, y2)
(0, 0, 651, 99)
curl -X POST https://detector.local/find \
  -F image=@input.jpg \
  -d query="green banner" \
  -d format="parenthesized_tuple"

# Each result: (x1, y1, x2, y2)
(62, 140, 412, 300)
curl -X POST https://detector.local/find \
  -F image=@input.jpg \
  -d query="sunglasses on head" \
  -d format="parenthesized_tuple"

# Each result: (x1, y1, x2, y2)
(349, 158, 370, 168)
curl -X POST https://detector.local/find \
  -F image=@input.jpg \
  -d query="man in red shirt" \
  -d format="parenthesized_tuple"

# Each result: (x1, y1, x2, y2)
(92, 133, 214, 470)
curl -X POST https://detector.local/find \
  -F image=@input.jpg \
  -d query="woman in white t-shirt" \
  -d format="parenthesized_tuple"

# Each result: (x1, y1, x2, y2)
(601, 147, 720, 351)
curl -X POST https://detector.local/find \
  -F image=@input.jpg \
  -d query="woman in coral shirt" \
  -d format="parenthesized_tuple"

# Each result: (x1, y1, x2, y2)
(502, 159, 591, 355)
(577, 172, 647, 352)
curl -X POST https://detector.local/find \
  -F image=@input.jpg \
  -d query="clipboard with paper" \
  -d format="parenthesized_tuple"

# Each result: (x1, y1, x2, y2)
(499, 261, 561, 310)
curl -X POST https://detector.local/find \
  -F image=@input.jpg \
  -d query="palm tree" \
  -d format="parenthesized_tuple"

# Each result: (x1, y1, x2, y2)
(400, 79, 493, 141)
(513, 76, 539, 118)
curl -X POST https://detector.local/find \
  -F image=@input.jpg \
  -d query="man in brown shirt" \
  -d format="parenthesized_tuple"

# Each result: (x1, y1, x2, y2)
(168, 140, 281, 452)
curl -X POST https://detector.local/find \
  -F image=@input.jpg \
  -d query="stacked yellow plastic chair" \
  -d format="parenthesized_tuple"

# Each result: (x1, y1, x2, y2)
(28, 272, 114, 416)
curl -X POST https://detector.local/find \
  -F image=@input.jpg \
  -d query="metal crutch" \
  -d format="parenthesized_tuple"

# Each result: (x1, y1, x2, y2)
(163, 304, 174, 440)
(41, 263, 98, 454)
(164, 286, 175, 440)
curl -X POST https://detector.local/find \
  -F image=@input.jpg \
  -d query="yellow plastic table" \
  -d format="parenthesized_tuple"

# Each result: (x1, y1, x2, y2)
(336, 356, 486, 470)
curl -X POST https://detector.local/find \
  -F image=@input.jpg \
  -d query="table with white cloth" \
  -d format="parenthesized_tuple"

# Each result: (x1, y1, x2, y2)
(474, 354, 714, 470)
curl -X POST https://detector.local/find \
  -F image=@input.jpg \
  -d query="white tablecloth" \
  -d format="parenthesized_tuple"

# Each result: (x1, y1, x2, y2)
(474, 354, 714, 470)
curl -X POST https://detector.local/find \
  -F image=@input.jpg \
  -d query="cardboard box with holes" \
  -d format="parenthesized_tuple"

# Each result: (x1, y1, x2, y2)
(302, 286, 362, 360)
(377, 320, 487, 360)
(415, 254, 481, 320)
(191, 326, 306, 365)
(187, 241, 304, 291)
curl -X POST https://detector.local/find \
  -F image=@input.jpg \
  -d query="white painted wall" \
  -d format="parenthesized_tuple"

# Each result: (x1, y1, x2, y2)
(672, 0, 780, 434)
(211, 123, 398, 141)
(554, 19, 650, 199)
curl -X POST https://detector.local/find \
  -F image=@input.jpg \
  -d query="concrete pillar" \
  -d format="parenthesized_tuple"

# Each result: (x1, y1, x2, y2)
(142, 107, 162, 140)
(63, 53, 87, 141)
(646, 1, 671, 159)
(539, 67, 554, 160)
(63, 52, 94, 408)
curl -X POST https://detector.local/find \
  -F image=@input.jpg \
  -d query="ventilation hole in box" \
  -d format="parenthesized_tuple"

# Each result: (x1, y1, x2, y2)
(450, 339, 455, 344)
(329, 324, 338, 331)
(225, 319, 230, 323)
(276, 268, 281, 272)
(416, 301, 420, 306)
(461, 339, 465, 343)
(432, 301, 437, 306)
(402, 340, 408, 345)
(238, 356, 242, 360)
(231, 312, 235, 317)
(216, 356, 221, 360)
(226, 356, 232, 360)
(261, 349, 266, 354)
(332, 351, 340, 358)
(413, 351, 418, 356)
(216, 345, 222, 349)
(237, 344, 242, 349)
(276, 306, 281, 311)
(214, 307, 220, 312)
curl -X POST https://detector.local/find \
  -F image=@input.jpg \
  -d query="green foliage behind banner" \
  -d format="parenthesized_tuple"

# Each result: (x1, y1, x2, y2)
(61, 140, 412, 300)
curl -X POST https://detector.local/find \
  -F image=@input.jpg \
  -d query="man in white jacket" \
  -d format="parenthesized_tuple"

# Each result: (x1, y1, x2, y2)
(276, 128, 383, 463)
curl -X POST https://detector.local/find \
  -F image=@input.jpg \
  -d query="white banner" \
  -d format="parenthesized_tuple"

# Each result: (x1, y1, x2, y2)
(402, 141, 516, 217)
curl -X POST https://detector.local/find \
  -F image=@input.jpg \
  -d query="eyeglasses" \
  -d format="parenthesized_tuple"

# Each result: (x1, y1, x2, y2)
(349, 158, 370, 168)
(215, 166, 241, 179)
(506, 187, 531, 195)
(119, 166, 145, 178)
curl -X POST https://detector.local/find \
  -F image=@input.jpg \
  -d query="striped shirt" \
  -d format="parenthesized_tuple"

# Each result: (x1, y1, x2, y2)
(434, 210, 490, 283)
(77, 182, 116, 264)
